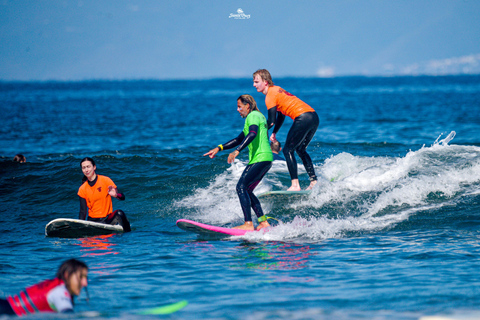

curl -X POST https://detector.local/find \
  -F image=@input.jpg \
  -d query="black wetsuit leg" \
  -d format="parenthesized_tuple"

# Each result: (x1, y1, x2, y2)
(0, 298, 15, 315)
(283, 111, 319, 181)
(109, 210, 131, 232)
(88, 210, 131, 232)
(236, 161, 272, 222)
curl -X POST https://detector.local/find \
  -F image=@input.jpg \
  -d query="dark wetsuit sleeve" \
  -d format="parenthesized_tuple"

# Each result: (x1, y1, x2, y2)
(267, 107, 277, 129)
(221, 132, 245, 150)
(267, 107, 285, 134)
(235, 125, 258, 152)
(0, 298, 15, 315)
(273, 113, 285, 134)
(79, 196, 88, 220)
(116, 190, 125, 201)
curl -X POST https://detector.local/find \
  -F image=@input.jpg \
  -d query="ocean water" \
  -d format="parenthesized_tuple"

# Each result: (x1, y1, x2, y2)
(1, 76, 480, 320)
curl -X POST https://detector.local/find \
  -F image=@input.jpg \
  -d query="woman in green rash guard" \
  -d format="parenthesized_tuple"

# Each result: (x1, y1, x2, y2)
(204, 94, 273, 231)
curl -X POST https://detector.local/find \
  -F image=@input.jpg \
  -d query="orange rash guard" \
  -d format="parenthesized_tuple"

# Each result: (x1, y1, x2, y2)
(77, 175, 116, 219)
(265, 85, 315, 120)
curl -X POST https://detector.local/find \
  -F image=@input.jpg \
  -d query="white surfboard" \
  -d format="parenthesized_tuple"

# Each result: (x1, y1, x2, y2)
(45, 218, 124, 238)
(257, 189, 312, 199)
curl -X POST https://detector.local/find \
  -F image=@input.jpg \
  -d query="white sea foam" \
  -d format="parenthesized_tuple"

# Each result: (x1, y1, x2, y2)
(175, 159, 305, 225)
(176, 131, 480, 242)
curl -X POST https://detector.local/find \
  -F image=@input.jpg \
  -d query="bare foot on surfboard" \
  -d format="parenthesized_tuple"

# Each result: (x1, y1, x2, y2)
(287, 179, 301, 191)
(233, 221, 255, 230)
(287, 186, 301, 191)
(256, 221, 270, 231)
(306, 180, 317, 190)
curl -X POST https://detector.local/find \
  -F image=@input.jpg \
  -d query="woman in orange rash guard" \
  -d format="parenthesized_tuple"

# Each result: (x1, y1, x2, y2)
(78, 157, 131, 232)
(253, 69, 319, 191)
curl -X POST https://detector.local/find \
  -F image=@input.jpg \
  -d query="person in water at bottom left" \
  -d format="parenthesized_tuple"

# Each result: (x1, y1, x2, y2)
(204, 94, 273, 231)
(0, 259, 88, 316)
(78, 157, 131, 232)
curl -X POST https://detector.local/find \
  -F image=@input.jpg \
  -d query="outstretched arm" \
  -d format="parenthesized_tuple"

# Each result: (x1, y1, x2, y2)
(234, 125, 258, 153)
(204, 131, 245, 158)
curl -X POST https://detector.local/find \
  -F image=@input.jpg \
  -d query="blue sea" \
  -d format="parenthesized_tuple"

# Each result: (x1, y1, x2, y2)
(1, 76, 480, 320)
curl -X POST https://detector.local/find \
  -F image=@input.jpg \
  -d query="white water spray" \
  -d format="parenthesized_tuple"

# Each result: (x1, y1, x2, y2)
(177, 132, 480, 242)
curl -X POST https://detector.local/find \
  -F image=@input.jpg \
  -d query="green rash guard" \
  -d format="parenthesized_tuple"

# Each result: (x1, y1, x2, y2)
(244, 110, 273, 165)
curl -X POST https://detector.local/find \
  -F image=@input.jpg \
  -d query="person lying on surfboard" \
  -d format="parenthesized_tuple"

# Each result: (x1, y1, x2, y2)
(253, 69, 319, 191)
(204, 94, 273, 231)
(78, 157, 131, 232)
(0, 259, 88, 316)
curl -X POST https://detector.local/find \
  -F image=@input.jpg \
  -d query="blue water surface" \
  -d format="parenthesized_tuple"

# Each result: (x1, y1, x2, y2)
(1, 76, 480, 320)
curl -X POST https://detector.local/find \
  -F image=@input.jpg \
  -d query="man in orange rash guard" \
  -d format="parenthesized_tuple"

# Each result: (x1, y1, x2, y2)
(0, 259, 88, 316)
(78, 157, 131, 232)
(253, 69, 319, 191)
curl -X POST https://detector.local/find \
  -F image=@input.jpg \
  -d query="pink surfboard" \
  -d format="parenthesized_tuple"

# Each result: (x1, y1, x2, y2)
(176, 219, 254, 236)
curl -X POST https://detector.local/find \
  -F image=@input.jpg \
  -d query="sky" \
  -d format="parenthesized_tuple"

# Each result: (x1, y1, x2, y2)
(1, 0, 480, 81)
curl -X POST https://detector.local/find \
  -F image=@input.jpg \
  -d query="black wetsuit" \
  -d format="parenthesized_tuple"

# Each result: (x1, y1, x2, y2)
(237, 161, 272, 222)
(220, 122, 272, 222)
(0, 299, 15, 316)
(268, 108, 319, 181)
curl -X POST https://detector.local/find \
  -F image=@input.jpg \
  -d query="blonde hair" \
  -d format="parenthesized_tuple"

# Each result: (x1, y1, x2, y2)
(237, 94, 259, 113)
(253, 69, 274, 86)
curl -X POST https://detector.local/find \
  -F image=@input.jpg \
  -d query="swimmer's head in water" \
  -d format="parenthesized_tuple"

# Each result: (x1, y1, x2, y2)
(13, 154, 26, 163)
(56, 259, 88, 297)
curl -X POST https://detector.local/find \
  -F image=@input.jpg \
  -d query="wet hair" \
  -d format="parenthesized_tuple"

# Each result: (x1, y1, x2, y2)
(237, 94, 259, 113)
(80, 157, 96, 183)
(13, 154, 26, 163)
(270, 141, 281, 153)
(253, 69, 274, 86)
(56, 259, 88, 282)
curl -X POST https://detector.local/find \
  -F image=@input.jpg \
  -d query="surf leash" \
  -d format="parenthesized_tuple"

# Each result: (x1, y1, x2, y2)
(258, 215, 282, 224)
